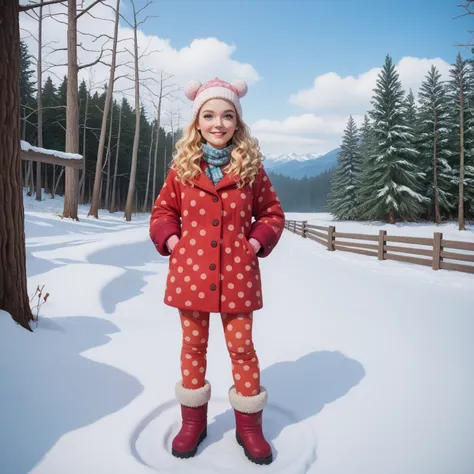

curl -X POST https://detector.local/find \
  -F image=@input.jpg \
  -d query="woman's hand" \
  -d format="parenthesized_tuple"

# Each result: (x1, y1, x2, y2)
(166, 235, 180, 253)
(248, 237, 261, 255)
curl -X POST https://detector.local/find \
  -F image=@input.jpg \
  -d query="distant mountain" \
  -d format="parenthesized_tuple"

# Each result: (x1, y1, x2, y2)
(262, 148, 340, 179)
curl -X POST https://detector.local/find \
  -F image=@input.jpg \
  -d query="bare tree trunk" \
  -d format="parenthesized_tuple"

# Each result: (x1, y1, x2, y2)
(124, 2, 141, 222)
(79, 89, 89, 204)
(35, 4, 43, 201)
(388, 209, 395, 224)
(51, 165, 56, 198)
(104, 103, 114, 209)
(44, 163, 48, 195)
(29, 162, 34, 195)
(152, 93, 162, 206)
(0, 0, 34, 330)
(459, 80, 465, 230)
(25, 160, 31, 194)
(54, 167, 64, 196)
(142, 123, 154, 212)
(163, 145, 167, 182)
(110, 104, 121, 212)
(88, 0, 120, 218)
(62, 0, 80, 220)
(433, 110, 440, 225)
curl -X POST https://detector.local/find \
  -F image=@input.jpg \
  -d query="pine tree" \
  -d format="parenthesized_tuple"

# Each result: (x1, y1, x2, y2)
(358, 55, 426, 223)
(327, 116, 362, 219)
(447, 52, 474, 227)
(418, 65, 455, 223)
(405, 89, 417, 127)
(356, 114, 374, 217)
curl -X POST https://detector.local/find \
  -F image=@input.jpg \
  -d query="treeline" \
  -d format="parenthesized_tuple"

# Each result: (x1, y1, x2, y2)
(267, 168, 333, 212)
(328, 54, 474, 228)
(20, 40, 178, 212)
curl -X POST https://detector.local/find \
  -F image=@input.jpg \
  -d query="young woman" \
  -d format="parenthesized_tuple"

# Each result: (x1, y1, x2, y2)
(150, 77, 285, 465)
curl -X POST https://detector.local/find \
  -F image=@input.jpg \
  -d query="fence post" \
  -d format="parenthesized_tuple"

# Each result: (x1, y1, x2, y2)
(433, 232, 442, 270)
(327, 226, 335, 251)
(293, 221, 297, 233)
(302, 221, 307, 238)
(378, 230, 386, 260)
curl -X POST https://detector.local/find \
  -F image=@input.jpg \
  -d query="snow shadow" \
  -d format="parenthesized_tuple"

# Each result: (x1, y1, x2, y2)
(25, 212, 142, 240)
(87, 240, 166, 313)
(206, 350, 365, 456)
(26, 239, 95, 277)
(0, 316, 143, 474)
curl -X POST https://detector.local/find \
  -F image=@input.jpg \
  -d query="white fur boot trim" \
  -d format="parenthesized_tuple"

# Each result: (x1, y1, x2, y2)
(228, 385, 268, 413)
(175, 380, 211, 408)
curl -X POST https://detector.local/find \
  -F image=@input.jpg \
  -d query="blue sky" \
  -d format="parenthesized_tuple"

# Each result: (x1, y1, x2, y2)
(138, 0, 470, 154)
(20, 0, 474, 155)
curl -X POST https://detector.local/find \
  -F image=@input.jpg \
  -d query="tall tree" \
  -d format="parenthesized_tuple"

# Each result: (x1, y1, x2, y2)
(447, 52, 474, 229)
(35, 3, 44, 201)
(0, 0, 37, 330)
(88, 0, 120, 218)
(123, 0, 153, 221)
(358, 55, 426, 223)
(327, 116, 362, 219)
(356, 114, 374, 215)
(62, 0, 80, 220)
(418, 65, 455, 223)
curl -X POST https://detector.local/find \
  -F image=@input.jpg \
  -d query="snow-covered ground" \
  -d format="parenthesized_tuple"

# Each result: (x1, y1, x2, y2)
(1, 194, 473, 474)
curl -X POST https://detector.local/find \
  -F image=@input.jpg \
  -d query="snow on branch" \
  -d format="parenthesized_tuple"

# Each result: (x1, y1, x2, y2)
(21, 140, 82, 160)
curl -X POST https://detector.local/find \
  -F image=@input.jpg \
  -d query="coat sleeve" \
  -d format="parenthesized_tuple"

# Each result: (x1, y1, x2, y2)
(149, 168, 182, 256)
(248, 166, 285, 258)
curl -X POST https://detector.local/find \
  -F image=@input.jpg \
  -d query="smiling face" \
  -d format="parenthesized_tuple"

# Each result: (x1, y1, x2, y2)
(197, 98, 238, 149)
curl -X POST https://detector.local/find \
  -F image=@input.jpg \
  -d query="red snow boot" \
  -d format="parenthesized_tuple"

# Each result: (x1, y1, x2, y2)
(229, 386, 273, 465)
(171, 380, 211, 459)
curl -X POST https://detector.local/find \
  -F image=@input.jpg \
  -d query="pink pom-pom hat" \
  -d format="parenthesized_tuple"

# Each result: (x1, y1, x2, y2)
(184, 77, 248, 121)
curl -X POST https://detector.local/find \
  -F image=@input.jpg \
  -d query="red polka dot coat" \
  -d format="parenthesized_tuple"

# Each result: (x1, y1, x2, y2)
(149, 161, 285, 314)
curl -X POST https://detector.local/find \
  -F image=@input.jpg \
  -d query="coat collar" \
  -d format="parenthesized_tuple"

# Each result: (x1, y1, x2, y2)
(191, 160, 239, 195)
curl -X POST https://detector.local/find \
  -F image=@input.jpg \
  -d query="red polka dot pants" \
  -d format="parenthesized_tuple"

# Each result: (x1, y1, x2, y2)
(179, 309, 260, 396)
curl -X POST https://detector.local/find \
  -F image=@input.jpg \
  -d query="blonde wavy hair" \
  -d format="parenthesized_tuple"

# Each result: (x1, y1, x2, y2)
(172, 111, 263, 189)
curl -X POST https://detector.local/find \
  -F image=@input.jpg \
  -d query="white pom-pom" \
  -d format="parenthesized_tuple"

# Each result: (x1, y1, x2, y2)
(184, 80, 202, 100)
(231, 79, 248, 98)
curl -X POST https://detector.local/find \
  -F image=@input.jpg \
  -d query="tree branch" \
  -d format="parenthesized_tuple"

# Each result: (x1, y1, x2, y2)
(19, 0, 66, 12)
(137, 14, 158, 27)
(78, 48, 105, 71)
(84, 11, 115, 23)
(76, 0, 104, 20)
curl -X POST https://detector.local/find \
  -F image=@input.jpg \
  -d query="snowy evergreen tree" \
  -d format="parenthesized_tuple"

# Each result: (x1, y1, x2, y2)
(356, 114, 375, 217)
(418, 65, 455, 223)
(358, 55, 426, 223)
(447, 52, 474, 226)
(404, 89, 417, 130)
(327, 116, 362, 219)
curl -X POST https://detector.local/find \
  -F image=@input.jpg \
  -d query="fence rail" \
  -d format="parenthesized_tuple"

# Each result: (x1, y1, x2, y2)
(284, 220, 474, 274)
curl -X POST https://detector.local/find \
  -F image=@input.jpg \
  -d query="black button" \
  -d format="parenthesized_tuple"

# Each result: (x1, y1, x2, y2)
(209, 263, 216, 270)
(211, 240, 217, 248)
(212, 219, 219, 226)
(212, 196, 218, 202)
(210, 284, 216, 291)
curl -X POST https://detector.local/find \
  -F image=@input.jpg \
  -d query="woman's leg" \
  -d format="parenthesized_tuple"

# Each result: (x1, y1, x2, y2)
(179, 309, 210, 389)
(221, 312, 260, 396)
(172, 309, 211, 459)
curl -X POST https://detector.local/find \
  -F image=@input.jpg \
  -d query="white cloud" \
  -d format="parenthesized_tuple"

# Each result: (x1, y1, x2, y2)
(255, 56, 453, 155)
(289, 56, 452, 113)
(251, 113, 364, 155)
(19, 0, 260, 126)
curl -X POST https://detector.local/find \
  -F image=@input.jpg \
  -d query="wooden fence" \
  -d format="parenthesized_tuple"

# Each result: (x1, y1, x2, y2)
(284, 220, 474, 274)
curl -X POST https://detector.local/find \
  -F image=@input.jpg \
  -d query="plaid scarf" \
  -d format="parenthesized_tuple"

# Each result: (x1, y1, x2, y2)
(202, 143, 233, 186)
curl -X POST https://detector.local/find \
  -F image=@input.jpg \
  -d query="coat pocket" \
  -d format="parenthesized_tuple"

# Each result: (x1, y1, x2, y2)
(242, 236, 259, 267)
